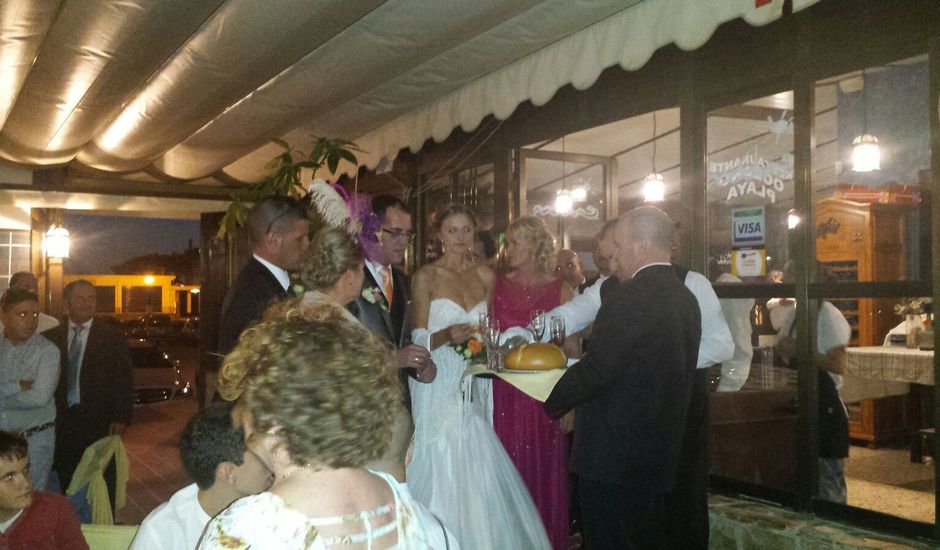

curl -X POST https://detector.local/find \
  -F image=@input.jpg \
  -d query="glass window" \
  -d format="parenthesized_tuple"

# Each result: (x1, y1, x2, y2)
(0, 230, 30, 292)
(706, 91, 798, 495)
(520, 109, 681, 275)
(812, 54, 933, 524)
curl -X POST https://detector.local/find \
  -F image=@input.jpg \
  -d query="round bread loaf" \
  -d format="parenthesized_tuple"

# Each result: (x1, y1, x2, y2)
(505, 343, 566, 371)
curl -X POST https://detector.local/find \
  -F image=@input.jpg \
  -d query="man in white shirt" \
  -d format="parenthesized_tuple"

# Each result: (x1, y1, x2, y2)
(0, 289, 60, 490)
(130, 403, 272, 550)
(0, 272, 59, 335)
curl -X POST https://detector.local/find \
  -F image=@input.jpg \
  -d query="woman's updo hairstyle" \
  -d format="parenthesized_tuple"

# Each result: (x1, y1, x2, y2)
(300, 227, 364, 290)
(432, 204, 479, 236)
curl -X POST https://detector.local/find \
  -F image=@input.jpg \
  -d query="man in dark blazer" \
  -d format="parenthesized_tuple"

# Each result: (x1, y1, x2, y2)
(43, 279, 134, 496)
(349, 195, 436, 394)
(544, 206, 701, 550)
(217, 196, 310, 356)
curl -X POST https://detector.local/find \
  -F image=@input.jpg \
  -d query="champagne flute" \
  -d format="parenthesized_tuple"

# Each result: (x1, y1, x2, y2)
(549, 315, 566, 347)
(484, 320, 501, 370)
(529, 310, 545, 342)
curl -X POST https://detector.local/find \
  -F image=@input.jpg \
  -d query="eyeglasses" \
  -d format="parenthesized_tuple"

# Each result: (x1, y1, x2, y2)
(380, 228, 415, 242)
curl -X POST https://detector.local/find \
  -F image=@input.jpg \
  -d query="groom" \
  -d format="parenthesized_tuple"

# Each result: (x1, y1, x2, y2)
(350, 195, 436, 404)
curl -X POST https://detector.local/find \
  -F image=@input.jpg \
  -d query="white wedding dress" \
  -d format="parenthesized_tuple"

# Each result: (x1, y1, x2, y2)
(408, 299, 550, 550)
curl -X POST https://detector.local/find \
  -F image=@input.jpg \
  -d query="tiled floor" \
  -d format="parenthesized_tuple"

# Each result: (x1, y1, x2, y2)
(116, 398, 198, 525)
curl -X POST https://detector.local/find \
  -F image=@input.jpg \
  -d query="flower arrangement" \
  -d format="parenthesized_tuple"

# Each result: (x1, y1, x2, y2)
(451, 335, 486, 363)
(894, 298, 925, 317)
(361, 287, 389, 312)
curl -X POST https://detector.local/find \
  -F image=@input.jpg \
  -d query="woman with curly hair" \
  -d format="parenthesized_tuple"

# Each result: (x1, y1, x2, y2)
(492, 216, 574, 549)
(199, 314, 455, 549)
(409, 205, 549, 549)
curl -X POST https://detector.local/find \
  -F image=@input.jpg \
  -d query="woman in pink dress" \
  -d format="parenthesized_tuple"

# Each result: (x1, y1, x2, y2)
(492, 216, 574, 550)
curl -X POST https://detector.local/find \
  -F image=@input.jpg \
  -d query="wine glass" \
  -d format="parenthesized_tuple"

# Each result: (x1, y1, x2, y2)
(549, 315, 566, 347)
(529, 310, 545, 342)
(484, 320, 501, 371)
(478, 311, 491, 333)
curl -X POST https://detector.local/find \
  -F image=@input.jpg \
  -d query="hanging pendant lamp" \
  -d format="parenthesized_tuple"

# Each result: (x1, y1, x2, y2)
(643, 111, 665, 202)
(851, 69, 881, 172)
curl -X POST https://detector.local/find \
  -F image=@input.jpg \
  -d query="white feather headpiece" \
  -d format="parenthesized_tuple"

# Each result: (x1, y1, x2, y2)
(307, 179, 353, 232)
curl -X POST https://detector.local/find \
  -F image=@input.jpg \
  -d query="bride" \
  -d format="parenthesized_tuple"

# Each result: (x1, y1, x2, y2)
(409, 205, 550, 549)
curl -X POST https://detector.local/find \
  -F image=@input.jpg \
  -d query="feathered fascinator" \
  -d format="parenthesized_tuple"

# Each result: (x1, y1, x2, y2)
(306, 179, 382, 261)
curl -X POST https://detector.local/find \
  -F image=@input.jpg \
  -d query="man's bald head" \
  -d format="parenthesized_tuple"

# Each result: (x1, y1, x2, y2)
(614, 206, 675, 279)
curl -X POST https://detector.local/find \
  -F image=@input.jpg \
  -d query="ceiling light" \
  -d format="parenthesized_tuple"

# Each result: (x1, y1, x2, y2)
(787, 209, 800, 229)
(851, 134, 880, 172)
(555, 190, 573, 214)
(851, 68, 880, 173)
(570, 187, 587, 202)
(643, 173, 665, 202)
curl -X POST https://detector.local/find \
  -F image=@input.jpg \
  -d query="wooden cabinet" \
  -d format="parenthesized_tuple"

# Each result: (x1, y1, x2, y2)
(815, 198, 908, 446)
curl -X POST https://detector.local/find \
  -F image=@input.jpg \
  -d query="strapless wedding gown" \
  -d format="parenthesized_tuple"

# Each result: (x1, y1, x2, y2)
(408, 299, 550, 550)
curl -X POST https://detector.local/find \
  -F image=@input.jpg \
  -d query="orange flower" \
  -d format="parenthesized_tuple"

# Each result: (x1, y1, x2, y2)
(467, 338, 483, 355)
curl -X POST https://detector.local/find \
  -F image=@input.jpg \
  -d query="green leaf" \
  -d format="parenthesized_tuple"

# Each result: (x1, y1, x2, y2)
(338, 149, 358, 165)
(272, 137, 290, 150)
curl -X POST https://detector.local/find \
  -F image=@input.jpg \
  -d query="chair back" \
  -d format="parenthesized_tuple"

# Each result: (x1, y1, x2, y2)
(81, 524, 138, 550)
(67, 435, 130, 524)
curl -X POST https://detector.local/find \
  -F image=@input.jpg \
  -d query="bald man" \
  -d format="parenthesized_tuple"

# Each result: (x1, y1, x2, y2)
(554, 249, 585, 290)
(545, 206, 701, 550)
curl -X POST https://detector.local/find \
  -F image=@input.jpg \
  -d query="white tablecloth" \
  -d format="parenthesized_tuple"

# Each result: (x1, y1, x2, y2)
(840, 346, 933, 402)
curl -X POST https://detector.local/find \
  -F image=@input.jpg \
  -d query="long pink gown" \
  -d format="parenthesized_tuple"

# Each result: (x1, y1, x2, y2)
(492, 274, 568, 550)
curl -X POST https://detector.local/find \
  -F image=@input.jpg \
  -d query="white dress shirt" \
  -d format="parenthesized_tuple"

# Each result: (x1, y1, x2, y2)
(253, 254, 290, 292)
(541, 268, 734, 370)
(715, 273, 755, 391)
(130, 483, 211, 550)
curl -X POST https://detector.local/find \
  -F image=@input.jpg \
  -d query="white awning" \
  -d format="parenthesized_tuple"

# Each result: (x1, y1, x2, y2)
(0, 0, 823, 187)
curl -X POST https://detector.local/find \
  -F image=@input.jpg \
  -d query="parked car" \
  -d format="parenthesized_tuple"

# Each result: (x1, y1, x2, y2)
(128, 339, 190, 404)
(125, 314, 181, 341)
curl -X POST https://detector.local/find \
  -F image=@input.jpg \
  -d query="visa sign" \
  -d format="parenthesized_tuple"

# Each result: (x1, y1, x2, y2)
(732, 207, 765, 246)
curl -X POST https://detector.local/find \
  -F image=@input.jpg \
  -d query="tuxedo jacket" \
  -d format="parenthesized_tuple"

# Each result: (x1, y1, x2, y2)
(544, 264, 701, 492)
(44, 319, 134, 432)
(218, 257, 290, 355)
(349, 265, 410, 347)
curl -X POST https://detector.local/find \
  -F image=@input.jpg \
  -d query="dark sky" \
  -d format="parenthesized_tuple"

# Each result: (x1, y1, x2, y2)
(63, 214, 200, 275)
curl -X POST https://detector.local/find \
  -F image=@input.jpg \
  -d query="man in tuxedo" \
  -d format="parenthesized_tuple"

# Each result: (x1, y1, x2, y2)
(43, 279, 133, 497)
(349, 195, 436, 390)
(218, 196, 310, 356)
(544, 206, 701, 550)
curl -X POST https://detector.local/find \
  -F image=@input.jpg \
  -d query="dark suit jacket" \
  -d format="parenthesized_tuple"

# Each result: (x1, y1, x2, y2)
(544, 264, 701, 493)
(44, 319, 134, 433)
(348, 265, 410, 347)
(218, 257, 290, 355)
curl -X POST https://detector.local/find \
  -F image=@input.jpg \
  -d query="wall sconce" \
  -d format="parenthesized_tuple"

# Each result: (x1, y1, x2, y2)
(44, 225, 70, 259)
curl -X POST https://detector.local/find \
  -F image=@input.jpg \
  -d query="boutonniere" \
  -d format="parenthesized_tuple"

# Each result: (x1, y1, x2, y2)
(291, 284, 305, 297)
(361, 286, 389, 312)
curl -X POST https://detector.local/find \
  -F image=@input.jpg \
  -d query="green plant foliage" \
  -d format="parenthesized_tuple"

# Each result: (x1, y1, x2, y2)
(217, 137, 361, 238)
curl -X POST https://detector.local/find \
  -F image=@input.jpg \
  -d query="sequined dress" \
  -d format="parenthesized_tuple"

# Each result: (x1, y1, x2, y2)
(408, 299, 550, 550)
(492, 275, 568, 550)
